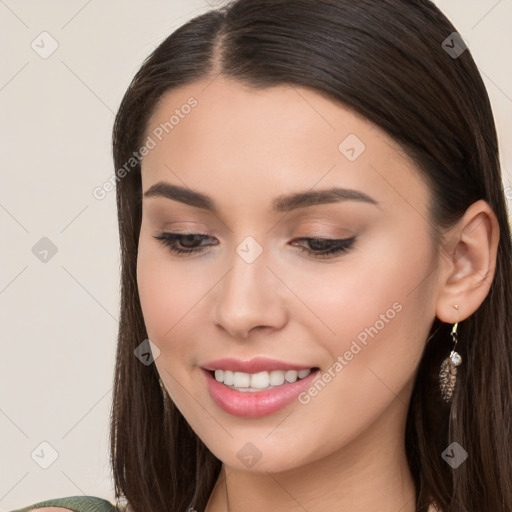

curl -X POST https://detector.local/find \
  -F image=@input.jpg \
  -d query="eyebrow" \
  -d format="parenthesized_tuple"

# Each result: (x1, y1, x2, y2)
(143, 182, 379, 213)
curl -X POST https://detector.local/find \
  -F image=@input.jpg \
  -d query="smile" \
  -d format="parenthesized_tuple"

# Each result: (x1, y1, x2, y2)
(212, 368, 314, 391)
(202, 367, 321, 417)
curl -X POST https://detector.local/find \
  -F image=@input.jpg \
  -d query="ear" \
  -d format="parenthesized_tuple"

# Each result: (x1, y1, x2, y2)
(435, 199, 500, 323)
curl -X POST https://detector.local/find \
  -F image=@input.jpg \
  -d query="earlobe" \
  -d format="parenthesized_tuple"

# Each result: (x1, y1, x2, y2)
(435, 199, 500, 323)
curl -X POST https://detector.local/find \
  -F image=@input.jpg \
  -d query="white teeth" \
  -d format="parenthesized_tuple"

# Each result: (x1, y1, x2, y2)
(269, 371, 285, 386)
(233, 371, 250, 388)
(213, 368, 312, 390)
(284, 370, 297, 383)
(250, 371, 271, 389)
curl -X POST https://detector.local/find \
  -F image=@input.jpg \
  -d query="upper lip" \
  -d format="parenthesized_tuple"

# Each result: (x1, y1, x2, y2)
(202, 357, 316, 374)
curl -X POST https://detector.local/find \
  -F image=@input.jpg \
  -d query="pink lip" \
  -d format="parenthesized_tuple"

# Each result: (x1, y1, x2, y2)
(202, 367, 320, 417)
(201, 356, 314, 373)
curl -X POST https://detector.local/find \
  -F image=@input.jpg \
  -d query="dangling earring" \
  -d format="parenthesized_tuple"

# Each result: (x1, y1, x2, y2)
(439, 305, 462, 402)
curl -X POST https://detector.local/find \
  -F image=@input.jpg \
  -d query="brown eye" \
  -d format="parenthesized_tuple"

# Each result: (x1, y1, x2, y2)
(153, 233, 216, 255)
(291, 236, 356, 258)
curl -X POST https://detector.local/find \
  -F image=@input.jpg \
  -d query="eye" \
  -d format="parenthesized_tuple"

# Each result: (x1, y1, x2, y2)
(291, 236, 356, 258)
(153, 232, 356, 259)
(153, 232, 216, 255)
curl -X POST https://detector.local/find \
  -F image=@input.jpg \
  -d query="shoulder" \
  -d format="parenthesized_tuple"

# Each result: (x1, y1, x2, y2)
(27, 509, 74, 511)
(10, 496, 119, 512)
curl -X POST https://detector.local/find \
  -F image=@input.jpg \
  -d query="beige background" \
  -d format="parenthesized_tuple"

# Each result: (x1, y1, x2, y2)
(1, 0, 511, 509)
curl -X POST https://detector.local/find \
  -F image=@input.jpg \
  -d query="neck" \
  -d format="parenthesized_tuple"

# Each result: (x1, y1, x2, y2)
(205, 394, 417, 512)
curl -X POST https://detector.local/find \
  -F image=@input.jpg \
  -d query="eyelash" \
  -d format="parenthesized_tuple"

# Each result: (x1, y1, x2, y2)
(152, 232, 356, 259)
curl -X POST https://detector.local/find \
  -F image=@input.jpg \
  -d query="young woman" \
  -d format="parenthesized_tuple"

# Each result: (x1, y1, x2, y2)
(14, 0, 512, 511)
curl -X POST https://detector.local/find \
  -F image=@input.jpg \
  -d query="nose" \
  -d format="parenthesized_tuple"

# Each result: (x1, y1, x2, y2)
(213, 246, 288, 340)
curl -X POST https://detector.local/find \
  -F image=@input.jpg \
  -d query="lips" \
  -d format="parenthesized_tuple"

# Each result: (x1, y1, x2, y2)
(202, 367, 321, 417)
(201, 356, 316, 374)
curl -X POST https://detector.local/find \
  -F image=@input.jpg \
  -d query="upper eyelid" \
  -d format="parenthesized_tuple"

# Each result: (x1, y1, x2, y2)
(145, 200, 373, 235)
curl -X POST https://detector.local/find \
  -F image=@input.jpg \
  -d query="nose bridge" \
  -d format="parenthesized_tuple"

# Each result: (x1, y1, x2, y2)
(214, 237, 287, 339)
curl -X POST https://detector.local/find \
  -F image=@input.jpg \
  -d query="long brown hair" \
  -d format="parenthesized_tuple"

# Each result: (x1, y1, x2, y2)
(110, 1, 512, 510)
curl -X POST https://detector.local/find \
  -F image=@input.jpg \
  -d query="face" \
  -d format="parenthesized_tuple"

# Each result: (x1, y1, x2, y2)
(136, 77, 441, 472)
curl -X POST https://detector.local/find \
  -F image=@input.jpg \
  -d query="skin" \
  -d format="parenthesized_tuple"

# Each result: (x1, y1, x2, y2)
(132, 77, 499, 512)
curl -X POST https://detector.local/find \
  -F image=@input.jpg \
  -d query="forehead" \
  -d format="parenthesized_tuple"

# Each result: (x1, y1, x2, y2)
(144, 77, 386, 155)
(140, 77, 430, 219)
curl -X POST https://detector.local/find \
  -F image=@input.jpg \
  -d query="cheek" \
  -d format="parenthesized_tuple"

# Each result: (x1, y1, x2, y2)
(136, 244, 203, 413)
(136, 240, 198, 352)
(136, 236, 227, 379)
(284, 227, 433, 345)
(286, 228, 435, 404)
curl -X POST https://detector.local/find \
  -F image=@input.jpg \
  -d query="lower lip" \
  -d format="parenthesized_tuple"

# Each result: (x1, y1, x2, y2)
(202, 368, 320, 418)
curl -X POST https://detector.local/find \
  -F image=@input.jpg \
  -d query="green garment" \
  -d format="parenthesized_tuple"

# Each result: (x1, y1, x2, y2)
(10, 495, 118, 512)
